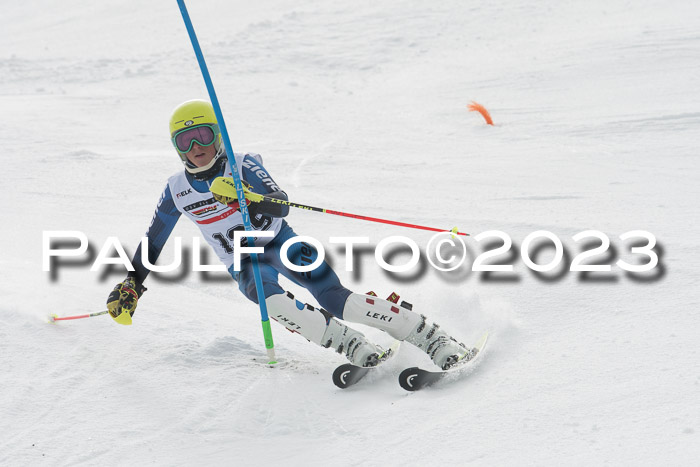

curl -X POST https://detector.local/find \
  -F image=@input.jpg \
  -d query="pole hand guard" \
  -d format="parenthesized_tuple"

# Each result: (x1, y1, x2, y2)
(210, 177, 264, 209)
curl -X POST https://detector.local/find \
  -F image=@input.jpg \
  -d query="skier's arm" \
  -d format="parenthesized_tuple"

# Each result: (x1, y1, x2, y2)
(107, 185, 181, 324)
(242, 154, 290, 218)
(128, 184, 182, 285)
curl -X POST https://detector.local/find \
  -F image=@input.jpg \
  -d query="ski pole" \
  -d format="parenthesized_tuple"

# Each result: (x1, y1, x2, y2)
(210, 177, 469, 236)
(50, 310, 109, 322)
(267, 197, 470, 236)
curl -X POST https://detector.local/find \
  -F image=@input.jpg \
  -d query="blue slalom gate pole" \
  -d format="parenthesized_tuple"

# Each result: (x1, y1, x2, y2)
(176, 0, 276, 363)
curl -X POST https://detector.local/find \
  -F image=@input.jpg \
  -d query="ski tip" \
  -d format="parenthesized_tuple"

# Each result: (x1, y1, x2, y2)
(333, 365, 353, 389)
(332, 364, 367, 389)
(398, 367, 423, 392)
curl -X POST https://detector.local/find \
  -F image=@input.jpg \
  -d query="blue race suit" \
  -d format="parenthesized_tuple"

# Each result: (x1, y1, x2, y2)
(129, 153, 352, 318)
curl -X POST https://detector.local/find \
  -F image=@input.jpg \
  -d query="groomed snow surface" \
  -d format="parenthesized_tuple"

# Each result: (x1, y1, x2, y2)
(1, 0, 699, 465)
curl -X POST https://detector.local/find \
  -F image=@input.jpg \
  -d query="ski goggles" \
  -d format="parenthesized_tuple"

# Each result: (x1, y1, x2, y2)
(172, 124, 218, 153)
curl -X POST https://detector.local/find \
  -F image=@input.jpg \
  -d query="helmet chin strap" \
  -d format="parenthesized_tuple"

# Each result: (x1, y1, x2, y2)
(183, 143, 225, 174)
(188, 152, 227, 181)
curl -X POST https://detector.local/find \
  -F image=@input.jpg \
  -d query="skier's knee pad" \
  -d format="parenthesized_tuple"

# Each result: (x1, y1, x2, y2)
(267, 292, 381, 366)
(265, 292, 331, 345)
(341, 293, 421, 340)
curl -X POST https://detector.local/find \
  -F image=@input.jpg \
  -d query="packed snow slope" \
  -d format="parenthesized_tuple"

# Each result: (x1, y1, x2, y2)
(1, 0, 699, 465)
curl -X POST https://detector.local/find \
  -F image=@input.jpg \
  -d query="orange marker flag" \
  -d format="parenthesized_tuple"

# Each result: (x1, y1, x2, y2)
(467, 101, 493, 125)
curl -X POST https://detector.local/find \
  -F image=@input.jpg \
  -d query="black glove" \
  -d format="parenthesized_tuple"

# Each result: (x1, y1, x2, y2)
(248, 190, 290, 218)
(107, 276, 146, 325)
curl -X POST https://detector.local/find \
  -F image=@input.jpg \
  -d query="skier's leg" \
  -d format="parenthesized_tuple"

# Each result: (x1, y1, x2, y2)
(231, 256, 383, 367)
(230, 259, 284, 303)
(269, 224, 352, 318)
(267, 224, 472, 369)
(265, 292, 386, 367)
(341, 293, 472, 370)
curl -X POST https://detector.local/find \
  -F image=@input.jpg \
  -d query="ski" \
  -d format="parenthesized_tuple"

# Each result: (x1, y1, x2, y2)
(398, 332, 489, 391)
(332, 341, 399, 389)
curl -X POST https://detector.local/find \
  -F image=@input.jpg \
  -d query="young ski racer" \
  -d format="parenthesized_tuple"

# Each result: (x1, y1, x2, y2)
(106, 99, 475, 369)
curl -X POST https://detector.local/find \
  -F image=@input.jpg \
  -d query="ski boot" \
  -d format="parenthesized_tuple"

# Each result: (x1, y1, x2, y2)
(341, 292, 474, 370)
(266, 292, 382, 367)
(320, 318, 383, 367)
(403, 315, 476, 370)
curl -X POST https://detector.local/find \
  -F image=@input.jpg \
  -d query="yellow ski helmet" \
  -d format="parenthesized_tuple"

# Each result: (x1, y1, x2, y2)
(169, 99, 226, 179)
